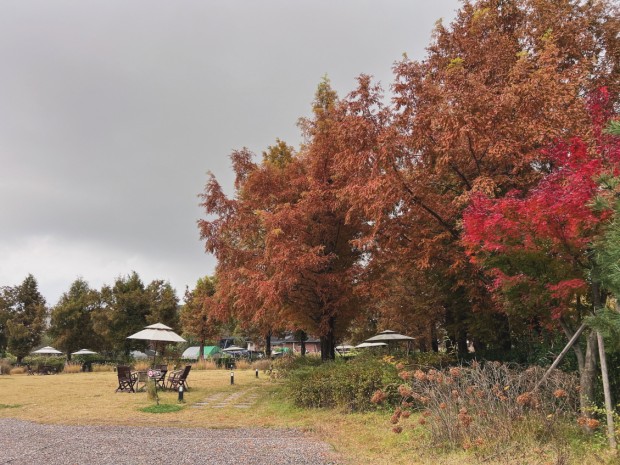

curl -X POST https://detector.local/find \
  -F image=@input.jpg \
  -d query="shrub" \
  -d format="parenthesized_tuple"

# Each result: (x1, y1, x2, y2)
(284, 355, 400, 412)
(251, 359, 272, 372)
(23, 356, 65, 373)
(271, 354, 322, 379)
(381, 361, 581, 450)
(10, 367, 26, 375)
(0, 360, 12, 375)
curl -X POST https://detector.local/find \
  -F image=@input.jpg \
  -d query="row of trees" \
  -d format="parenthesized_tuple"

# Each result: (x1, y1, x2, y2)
(198, 0, 620, 418)
(0, 273, 182, 362)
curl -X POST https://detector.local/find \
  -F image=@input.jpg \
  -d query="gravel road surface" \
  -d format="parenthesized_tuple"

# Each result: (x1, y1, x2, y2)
(0, 419, 342, 465)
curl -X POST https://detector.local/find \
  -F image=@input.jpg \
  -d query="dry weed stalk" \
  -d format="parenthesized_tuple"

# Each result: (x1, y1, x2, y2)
(375, 362, 580, 450)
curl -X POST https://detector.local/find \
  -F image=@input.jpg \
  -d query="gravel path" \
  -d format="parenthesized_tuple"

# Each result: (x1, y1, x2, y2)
(0, 419, 342, 465)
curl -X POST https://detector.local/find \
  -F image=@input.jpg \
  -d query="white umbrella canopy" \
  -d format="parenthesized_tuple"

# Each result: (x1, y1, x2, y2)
(71, 349, 98, 356)
(355, 342, 388, 348)
(127, 323, 186, 364)
(222, 346, 246, 352)
(127, 323, 186, 343)
(364, 330, 414, 342)
(31, 346, 63, 355)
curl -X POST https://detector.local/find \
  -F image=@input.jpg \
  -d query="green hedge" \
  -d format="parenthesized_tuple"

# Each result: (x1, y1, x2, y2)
(283, 355, 400, 412)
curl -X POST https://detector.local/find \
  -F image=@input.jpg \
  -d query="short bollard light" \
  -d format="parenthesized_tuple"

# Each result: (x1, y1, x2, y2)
(230, 371, 234, 385)
(178, 385, 184, 402)
(255, 368, 259, 378)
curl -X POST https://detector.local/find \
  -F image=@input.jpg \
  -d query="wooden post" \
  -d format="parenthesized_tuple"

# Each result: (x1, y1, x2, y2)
(596, 331, 617, 449)
(534, 322, 587, 392)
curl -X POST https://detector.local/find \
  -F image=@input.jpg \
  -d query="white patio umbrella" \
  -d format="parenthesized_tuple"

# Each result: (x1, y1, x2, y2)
(355, 342, 388, 349)
(335, 344, 354, 355)
(71, 349, 98, 356)
(127, 323, 186, 343)
(364, 330, 415, 343)
(364, 330, 415, 355)
(336, 345, 354, 350)
(222, 345, 245, 352)
(127, 323, 186, 363)
(31, 346, 63, 355)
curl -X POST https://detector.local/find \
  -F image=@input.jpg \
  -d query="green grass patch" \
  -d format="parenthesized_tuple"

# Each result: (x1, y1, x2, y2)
(139, 404, 184, 414)
(0, 403, 21, 409)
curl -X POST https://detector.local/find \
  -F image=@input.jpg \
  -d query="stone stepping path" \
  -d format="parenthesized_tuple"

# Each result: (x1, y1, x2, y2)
(191, 389, 259, 410)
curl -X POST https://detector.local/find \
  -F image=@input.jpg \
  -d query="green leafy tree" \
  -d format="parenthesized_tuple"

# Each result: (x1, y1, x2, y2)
(2, 275, 47, 363)
(0, 291, 10, 357)
(145, 280, 180, 331)
(92, 272, 149, 355)
(49, 278, 103, 360)
(180, 276, 220, 361)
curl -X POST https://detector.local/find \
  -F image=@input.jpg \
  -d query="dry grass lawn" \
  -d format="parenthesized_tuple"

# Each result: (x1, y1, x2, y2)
(0, 370, 616, 465)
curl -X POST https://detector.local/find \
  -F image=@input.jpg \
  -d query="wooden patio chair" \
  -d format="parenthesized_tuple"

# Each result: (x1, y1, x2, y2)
(166, 365, 191, 391)
(115, 365, 137, 393)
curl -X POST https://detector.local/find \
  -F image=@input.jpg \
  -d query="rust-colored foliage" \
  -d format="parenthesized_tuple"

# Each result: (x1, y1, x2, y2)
(332, 0, 619, 352)
(198, 0, 619, 358)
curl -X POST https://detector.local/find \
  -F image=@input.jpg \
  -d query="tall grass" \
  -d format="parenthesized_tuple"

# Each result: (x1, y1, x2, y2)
(92, 364, 115, 372)
(251, 359, 272, 371)
(62, 363, 82, 374)
(236, 359, 251, 370)
(133, 361, 151, 371)
(191, 359, 218, 370)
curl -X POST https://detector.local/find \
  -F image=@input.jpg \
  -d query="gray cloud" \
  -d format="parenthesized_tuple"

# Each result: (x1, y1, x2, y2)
(0, 0, 459, 304)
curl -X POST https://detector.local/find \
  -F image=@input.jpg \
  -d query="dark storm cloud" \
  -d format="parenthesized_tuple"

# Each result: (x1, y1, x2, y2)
(0, 0, 459, 304)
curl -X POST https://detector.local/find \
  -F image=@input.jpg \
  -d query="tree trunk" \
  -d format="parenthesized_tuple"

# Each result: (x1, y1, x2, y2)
(300, 332, 307, 357)
(199, 339, 205, 362)
(431, 323, 439, 352)
(320, 317, 336, 361)
(535, 322, 587, 392)
(67, 352, 71, 362)
(559, 319, 585, 373)
(457, 329, 468, 356)
(580, 330, 598, 417)
(265, 330, 272, 358)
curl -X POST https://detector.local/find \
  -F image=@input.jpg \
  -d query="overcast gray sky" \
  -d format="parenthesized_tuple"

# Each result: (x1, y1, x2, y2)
(0, 0, 460, 306)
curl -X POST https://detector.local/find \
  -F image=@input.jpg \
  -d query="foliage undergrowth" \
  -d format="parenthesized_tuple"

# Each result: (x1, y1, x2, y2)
(282, 354, 400, 412)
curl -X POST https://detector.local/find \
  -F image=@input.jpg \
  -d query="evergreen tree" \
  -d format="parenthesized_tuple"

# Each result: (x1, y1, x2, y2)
(49, 278, 102, 360)
(3, 275, 47, 363)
